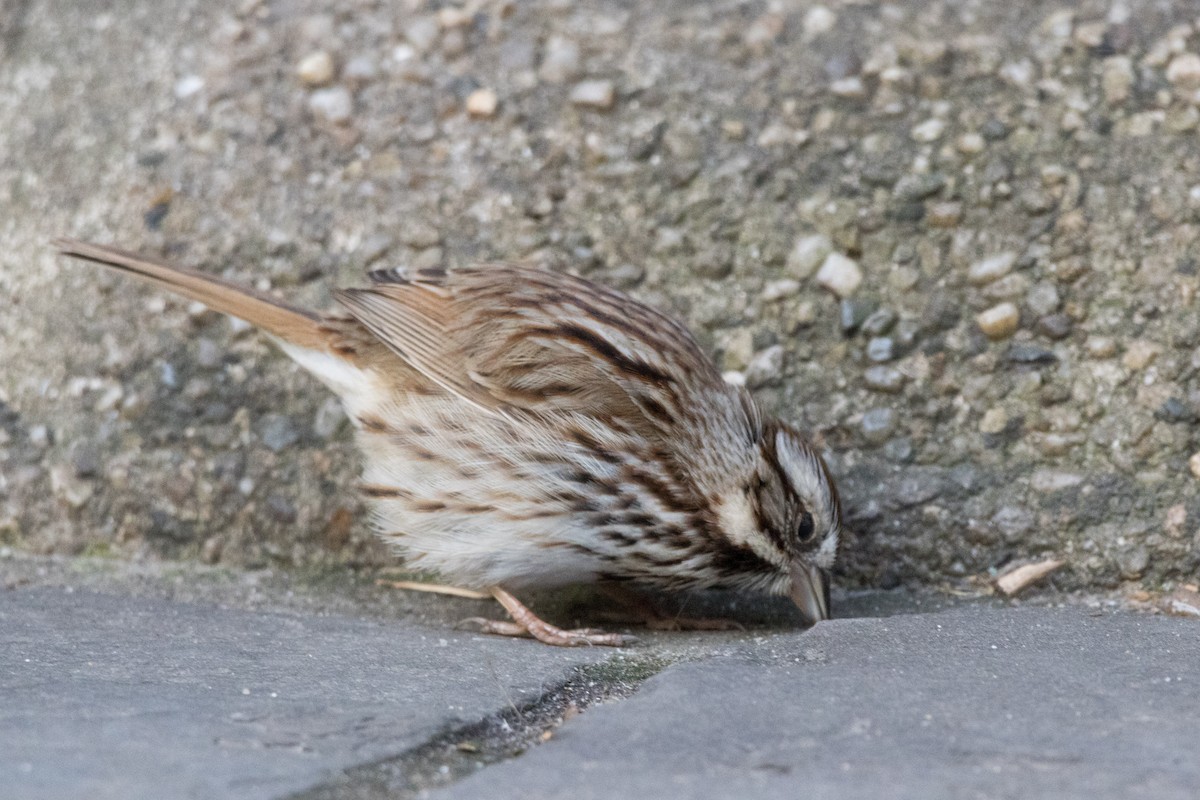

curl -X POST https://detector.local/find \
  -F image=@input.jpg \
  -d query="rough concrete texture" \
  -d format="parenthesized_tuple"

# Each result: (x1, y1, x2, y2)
(3, 1, 1200, 593)
(434, 604, 1200, 800)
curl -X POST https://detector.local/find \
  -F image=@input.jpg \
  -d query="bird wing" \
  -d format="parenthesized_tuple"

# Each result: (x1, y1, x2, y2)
(335, 264, 756, 451)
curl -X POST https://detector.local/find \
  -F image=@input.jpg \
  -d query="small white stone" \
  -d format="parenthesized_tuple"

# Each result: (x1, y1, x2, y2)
(745, 345, 785, 388)
(761, 279, 801, 302)
(437, 7, 472, 28)
(980, 407, 1009, 434)
(1031, 470, 1084, 492)
(173, 75, 204, 99)
(1102, 56, 1134, 105)
(756, 123, 810, 148)
(308, 87, 353, 124)
(911, 118, 945, 142)
(815, 252, 863, 298)
(296, 51, 335, 87)
(976, 302, 1020, 340)
(1166, 53, 1200, 89)
(405, 16, 440, 53)
(1189, 452, 1200, 479)
(466, 88, 498, 117)
(786, 234, 833, 279)
(830, 76, 866, 98)
(343, 56, 378, 84)
(968, 251, 1017, 285)
(802, 5, 836, 38)
(1122, 340, 1162, 370)
(569, 79, 616, 109)
(539, 35, 581, 83)
(956, 132, 985, 154)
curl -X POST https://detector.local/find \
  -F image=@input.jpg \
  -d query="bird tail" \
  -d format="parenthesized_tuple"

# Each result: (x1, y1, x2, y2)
(53, 238, 330, 351)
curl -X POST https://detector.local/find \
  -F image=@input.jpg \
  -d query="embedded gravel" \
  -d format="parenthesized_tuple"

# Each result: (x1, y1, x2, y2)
(3, 1, 1200, 596)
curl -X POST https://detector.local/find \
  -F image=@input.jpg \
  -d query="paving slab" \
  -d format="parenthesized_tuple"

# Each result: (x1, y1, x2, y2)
(0, 586, 614, 800)
(433, 606, 1200, 800)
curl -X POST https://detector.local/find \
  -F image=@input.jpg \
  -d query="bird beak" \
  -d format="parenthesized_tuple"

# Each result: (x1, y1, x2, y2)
(790, 560, 831, 626)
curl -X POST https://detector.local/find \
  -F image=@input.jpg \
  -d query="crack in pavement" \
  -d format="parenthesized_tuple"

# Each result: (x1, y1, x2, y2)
(288, 656, 672, 800)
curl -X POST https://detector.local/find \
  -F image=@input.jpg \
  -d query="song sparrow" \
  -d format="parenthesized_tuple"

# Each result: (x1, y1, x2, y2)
(55, 238, 841, 646)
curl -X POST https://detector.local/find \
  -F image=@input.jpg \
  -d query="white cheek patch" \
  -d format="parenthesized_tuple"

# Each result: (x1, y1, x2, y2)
(715, 490, 787, 569)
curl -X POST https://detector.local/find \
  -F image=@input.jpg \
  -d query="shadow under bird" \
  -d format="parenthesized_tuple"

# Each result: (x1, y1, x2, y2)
(54, 238, 841, 646)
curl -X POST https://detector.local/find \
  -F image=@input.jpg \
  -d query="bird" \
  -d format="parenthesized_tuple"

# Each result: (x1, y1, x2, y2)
(54, 238, 842, 646)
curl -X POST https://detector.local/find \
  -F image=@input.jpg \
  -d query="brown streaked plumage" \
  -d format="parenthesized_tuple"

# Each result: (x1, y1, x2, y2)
(54, 237, 842, 646)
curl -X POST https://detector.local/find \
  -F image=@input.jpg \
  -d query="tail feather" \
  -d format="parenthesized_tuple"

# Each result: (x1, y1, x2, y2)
(53, 238, 330, 351)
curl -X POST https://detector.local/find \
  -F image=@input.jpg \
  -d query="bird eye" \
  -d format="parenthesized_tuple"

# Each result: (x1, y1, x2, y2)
(796, 511, 815, 543)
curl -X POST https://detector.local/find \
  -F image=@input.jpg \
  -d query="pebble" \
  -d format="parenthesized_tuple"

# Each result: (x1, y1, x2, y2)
(968, 252, 1017, 285)
(267, 494, 298, 523)
(258, 414, 300, 453)
(308, 87, 353, 124)
(863, 365, 905, 393)
(569, 80, 616, 110)
(1008, 344, 1057, 364)
(466, 88, 499, 117)
(1102, 56, 1134, 105)
(1085, 336, 1117, 358)
(437, 7, 472, 28)
(1166, 53, 1200, 89)
(296, 51, 335, 87)
(979, 407, 1009, 434)
(402, 220, 442, 249)
(910, 118, 945, 142)
(981, 273, 1029, 301)
(405, 17, 440, 53)
(343, 56, 378, 85)
(926, 202, 962, 227)
(1030, 470, 1084, 492)
(883, 437, 913, 462)
(540, 36, 581, 83)
(1189, 452, 1200, 480)
(313, 397, 346, 439)
(816, 252, 863, 297)
(893, 172, 945, 202)
(745, 345, 784, 388)
(1037, 314, 1072, 340)
(861, 308, 898, 336)
(761, 279, 801, 302)
(50, 464, 93, 509)
(786, 234, 833, 279)
(1122, 340, 1162, 370)
(976, 302, 1020, 340)
(829, 77, 866, 98)
(802, 5, 836, 38)
(860, 407, 896, 444)
(956, 132, 985, 154)
(866, 337, 895, 362)
(839, 299, 872, 334)
(173, 75, 204, 100)
(1025, 281, 1061, 316)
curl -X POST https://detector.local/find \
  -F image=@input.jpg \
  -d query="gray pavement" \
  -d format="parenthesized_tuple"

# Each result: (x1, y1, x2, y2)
(3, 568, 1197, 800)
(434, 606, 1200, 800)
(1, 585, 612, 800)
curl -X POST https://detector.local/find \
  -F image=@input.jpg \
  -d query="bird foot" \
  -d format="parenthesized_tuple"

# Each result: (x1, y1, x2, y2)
(459, 587, 637, 647)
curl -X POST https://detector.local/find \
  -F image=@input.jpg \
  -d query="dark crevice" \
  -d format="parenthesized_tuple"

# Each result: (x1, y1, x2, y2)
(288, 655, 671, 800)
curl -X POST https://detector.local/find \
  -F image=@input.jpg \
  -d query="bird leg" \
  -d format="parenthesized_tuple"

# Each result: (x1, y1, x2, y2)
(375, 579, 490, 599)
(460, 587, 636, 647)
